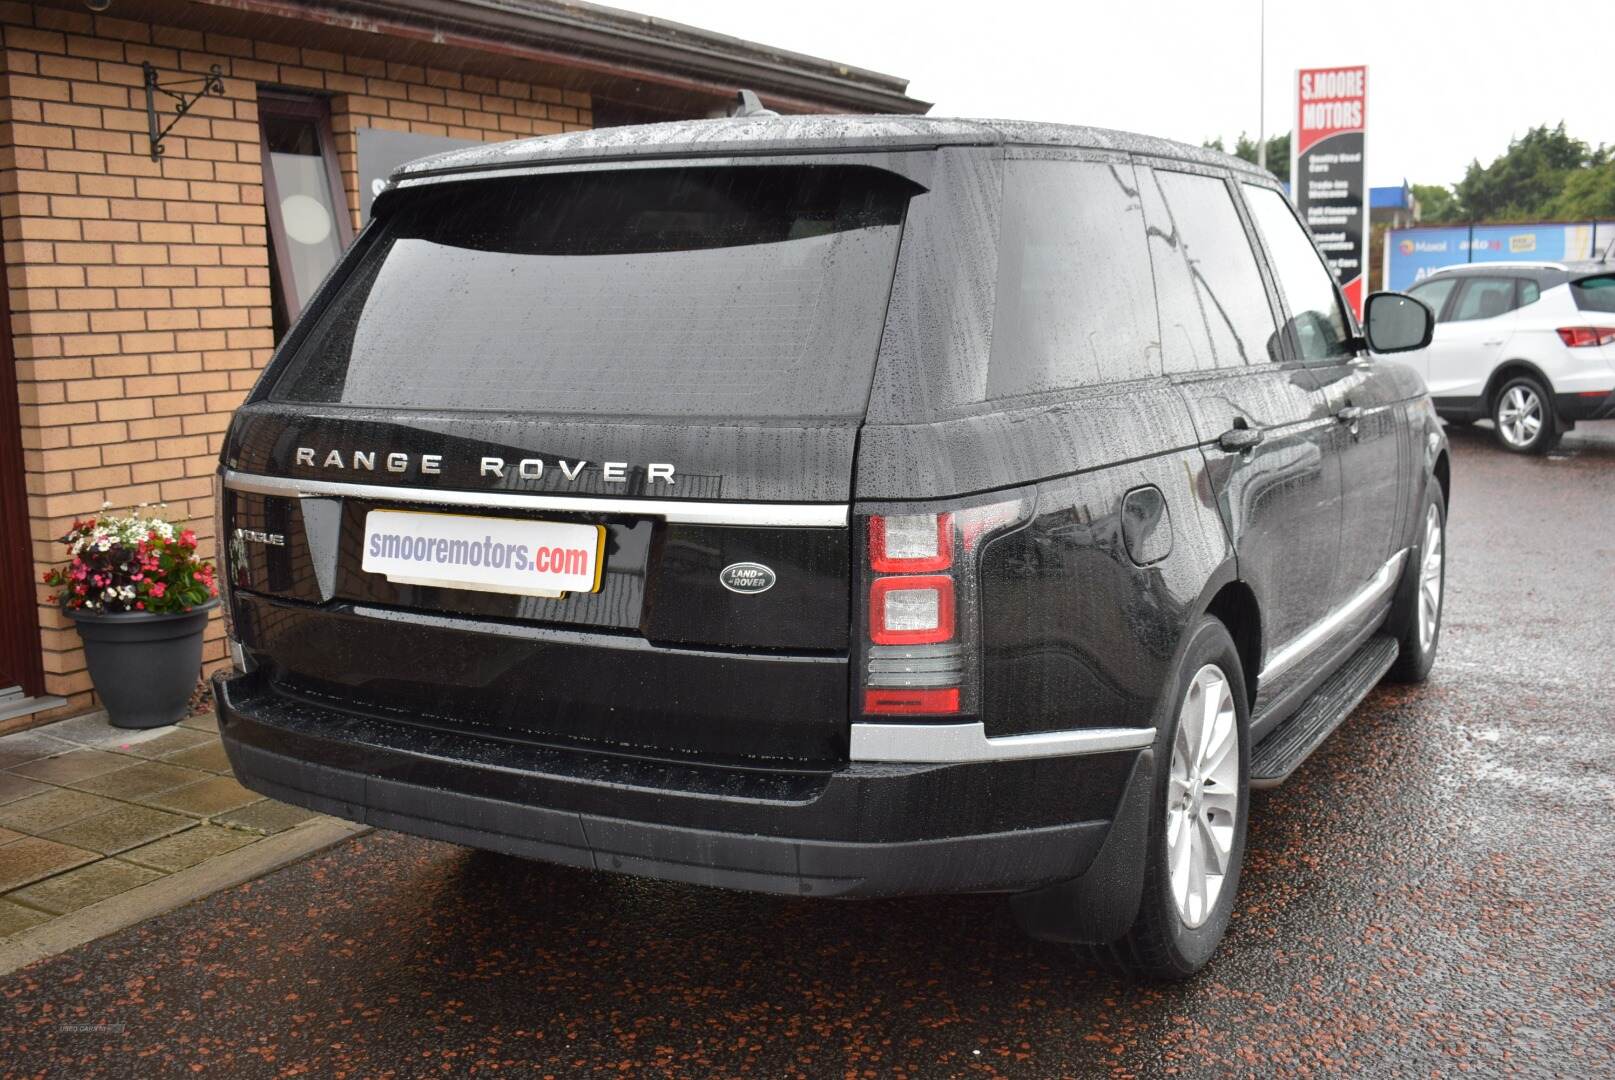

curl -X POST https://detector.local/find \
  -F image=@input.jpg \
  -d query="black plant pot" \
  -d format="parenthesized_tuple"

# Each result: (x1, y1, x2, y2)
(68, 599, 219, 729)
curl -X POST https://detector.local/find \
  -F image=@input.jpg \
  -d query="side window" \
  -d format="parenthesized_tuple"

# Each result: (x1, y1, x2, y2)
(1242, 184, 1352, 362)
(1517, 278, 1541, 307)
(1143, 169, 1279, 373)
(1449, 278, 1517, 322)
(1407, 277, 1458, 323)
(986, 159, 1160, 399)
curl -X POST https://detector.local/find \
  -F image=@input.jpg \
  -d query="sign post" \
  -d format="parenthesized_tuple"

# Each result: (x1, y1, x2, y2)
(1292, 66, 1368, 319)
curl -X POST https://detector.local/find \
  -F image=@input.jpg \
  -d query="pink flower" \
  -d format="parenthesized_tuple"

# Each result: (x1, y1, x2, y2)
(149, 582, 166, 598)
(179, 530, 196, 546)
(135, 601, 145, 610)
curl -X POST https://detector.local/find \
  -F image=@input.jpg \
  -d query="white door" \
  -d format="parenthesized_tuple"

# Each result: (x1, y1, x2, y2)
(1424, 276, 1520, 398)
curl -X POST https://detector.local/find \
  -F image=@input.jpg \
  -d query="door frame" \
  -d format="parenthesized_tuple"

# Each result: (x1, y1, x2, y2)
(0, 239, 45, 697)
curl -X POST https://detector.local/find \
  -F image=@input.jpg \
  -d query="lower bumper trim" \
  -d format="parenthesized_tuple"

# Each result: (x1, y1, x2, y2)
(849, 721, 1156, 763)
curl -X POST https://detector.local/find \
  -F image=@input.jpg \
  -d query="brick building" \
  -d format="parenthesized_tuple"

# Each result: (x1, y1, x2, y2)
(0, 0, 925, 730)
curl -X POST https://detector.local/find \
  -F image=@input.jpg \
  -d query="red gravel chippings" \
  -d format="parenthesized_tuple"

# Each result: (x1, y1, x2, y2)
(1, 425, 1613, 1077)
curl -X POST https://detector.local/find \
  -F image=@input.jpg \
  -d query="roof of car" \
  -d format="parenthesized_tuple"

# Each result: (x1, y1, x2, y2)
(1426, 259, 1612, 278)
(390, 114, 1273, 182)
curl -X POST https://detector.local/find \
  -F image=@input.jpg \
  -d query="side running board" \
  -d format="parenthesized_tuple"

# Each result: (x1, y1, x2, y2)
(1250, 634, 1400, 788)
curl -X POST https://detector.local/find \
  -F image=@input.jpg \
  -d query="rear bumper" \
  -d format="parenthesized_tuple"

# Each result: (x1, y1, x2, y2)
(1555, 389, 1615, 422)
(214, 670, 1147, 898)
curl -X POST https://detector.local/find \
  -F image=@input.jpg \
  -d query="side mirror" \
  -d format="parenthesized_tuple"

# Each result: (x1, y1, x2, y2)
(1363, 291, 1434, 354)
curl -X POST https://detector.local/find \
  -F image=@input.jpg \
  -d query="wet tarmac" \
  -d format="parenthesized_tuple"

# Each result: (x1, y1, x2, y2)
(3, 422, 1613, 1077)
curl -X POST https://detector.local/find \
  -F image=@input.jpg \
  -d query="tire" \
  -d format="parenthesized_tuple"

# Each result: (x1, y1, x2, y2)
(1386, 482, 1446, 683)
(1090, 617, 1250, 980)
(1491, 375, 1560, 454)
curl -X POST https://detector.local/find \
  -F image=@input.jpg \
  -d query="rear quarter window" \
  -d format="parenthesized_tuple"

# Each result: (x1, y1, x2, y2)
(985, 159, 1160, 399)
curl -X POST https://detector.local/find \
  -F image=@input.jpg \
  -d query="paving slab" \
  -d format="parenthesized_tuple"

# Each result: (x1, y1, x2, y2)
(160, 740, 232, 774)
(41, 806, 195, 856)
(5, 859, 163, 916)
(0, 899, 50, 938)
(177, 711, 220, 734)
(68, 760, 210, 801)
(0, 732, 77, 771)
(33, 712, 180, 750)
(212, 800, 320, 836)
(0, 788, 121, 834)
(7, 749, 131, 786)
(115, 728, 214, 760)
(0, 774, 49, 807)
(0, 837, 99, 893)
(120, 824, 260, 872)
(0, 827, 18, 845)
(141, 776, 262, 818)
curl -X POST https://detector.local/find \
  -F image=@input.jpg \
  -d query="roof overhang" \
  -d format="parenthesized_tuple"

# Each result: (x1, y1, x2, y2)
(185, 0, 929, 116)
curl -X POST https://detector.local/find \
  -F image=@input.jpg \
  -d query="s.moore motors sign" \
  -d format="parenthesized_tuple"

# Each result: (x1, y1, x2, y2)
(1291, 66, 1368, 320)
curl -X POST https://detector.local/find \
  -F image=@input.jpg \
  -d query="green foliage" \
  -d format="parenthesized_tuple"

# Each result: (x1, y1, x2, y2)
(1453, 124, 1592, 221)
(1414, 123, 1614, 223)
(1410, 183, 1460, 224)
(1204, 132, 1290, 185)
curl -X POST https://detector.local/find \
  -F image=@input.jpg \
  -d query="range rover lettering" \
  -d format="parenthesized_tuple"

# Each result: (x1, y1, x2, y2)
(213, 117, 1449, 979)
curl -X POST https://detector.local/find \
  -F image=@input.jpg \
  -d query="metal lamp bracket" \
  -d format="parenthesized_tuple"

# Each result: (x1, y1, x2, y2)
(143, 61, 226, 161)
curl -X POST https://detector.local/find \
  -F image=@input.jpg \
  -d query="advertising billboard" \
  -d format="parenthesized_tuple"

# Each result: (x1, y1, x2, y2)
(1292, 66, 1368, 319)
(1384, 221, 1615, 291)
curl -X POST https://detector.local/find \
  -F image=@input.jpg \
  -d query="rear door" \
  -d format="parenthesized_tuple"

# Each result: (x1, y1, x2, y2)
(1139, 164, 1344, 679)
(222, 161, 923, 762)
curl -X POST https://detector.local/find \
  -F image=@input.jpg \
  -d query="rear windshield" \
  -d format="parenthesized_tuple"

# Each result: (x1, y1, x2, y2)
(269, 166, 918, 418)
(1571, 274, 1615, 313)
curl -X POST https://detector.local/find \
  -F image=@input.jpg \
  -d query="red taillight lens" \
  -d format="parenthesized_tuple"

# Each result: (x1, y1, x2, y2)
(1556, 326, 1615, 348)
(869, 513, 953, 572)
(863, 687, 961, 715)
(857, 495, 1034, 720)
(868, 575, 955, 645)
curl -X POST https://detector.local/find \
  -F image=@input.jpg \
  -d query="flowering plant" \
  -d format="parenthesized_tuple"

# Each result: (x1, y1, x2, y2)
(43, 505, 217, 615)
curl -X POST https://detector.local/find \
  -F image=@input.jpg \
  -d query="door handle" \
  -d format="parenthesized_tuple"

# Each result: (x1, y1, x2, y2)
(1336, 406, 1364, 423)
(1218, 425, 1265, 452)
(1481, 339, 1503, 346)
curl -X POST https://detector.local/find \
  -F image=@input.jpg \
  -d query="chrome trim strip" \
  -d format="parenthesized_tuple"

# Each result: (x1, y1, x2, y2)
(222, 470, 848, 528)
(1259, 548, 1408, 681)
(849, 722, 1156, 763)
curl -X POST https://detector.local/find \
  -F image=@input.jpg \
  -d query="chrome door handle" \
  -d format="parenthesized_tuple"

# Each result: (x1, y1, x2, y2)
(1218, 425, 1265, 452)
(1336, 406, 1364, 423)
(1481, 339, 1503, 346)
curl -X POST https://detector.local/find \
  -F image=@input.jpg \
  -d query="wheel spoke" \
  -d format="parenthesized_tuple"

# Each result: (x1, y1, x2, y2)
(1196, 810, 1231, 875)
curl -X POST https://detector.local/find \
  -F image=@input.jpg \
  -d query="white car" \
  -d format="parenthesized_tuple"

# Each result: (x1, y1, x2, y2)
(1403, 261, 1615, 453)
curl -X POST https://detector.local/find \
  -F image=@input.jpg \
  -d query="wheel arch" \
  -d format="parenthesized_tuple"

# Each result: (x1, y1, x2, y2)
(1201, 578, 1262, 712)
(1433, 449, 1451, 512)
(1483, 359, 1555, 415)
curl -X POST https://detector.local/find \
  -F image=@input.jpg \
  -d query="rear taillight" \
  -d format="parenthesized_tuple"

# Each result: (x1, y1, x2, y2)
(1556, 326, 1615, 347)
(858, 496, 1031, 717)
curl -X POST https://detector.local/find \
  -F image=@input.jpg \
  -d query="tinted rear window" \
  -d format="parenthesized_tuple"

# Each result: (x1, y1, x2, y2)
(1572, 274, 1615, 313)
(270, 166, 917, 418)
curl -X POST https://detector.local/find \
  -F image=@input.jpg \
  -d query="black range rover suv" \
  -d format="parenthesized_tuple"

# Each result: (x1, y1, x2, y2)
(214, 116, 1449, 979)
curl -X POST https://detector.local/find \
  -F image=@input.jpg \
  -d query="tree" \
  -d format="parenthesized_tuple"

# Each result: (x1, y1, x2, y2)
(1204, 132, 1290, 185)
(1410, 183, 1460, 224)
(1451, 123, 1594, 221)
(1544, 154, 1615, 219)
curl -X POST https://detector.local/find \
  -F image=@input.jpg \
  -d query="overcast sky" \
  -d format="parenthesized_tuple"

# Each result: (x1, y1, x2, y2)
(639, 0, 1612, 190)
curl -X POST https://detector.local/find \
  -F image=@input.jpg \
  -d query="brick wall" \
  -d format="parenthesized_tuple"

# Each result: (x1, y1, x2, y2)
(0, 3, 590, 720)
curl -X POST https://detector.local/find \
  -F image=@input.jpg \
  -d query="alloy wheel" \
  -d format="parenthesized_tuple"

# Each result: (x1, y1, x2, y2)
(1496, 385, 1543, 448)
(1166, 664, 1240, 929)
(1418, 503, 1443, 651)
